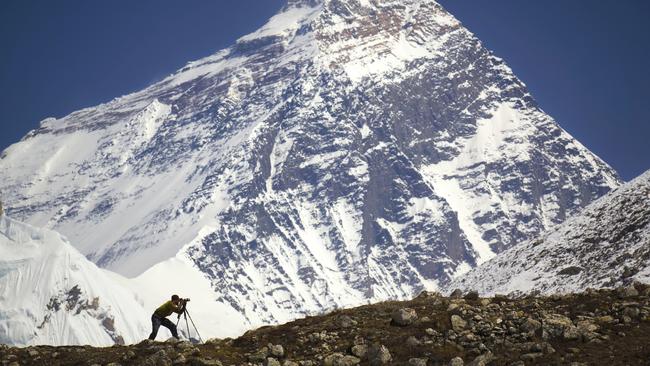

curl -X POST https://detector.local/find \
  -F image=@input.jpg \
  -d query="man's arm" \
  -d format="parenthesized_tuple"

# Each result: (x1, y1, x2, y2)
(174, 300, 186, 314)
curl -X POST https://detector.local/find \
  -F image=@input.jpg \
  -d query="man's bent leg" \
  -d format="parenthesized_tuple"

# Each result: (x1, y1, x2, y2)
(161, 317, 179, 339)
(148, 314, 162, 340)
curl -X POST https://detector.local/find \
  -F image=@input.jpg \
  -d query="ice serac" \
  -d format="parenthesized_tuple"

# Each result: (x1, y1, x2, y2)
(0, 215, 149, 346)
(0, 0, 620, 330)
(447, 169, 650, 296)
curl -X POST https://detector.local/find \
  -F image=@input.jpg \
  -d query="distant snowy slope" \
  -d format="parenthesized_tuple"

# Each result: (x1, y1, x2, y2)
(0, 214, 149, 346)
(447, 169, 650, 296)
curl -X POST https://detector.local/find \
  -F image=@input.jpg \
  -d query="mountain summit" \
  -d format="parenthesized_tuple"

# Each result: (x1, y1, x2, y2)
(0, 0, 619, 333)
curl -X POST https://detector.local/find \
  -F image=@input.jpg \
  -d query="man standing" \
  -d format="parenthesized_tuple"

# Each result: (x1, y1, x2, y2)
(148, 294, 186, 340)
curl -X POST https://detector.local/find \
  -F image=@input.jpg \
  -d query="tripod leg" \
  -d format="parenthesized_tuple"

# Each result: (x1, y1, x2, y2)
(184, 311, 191, 341)
(184, 309, 203, 343)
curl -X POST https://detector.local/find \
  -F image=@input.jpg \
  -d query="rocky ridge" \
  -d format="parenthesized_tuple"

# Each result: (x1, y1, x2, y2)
(2, 285, 650, 365)
(447, 169, 650, 296)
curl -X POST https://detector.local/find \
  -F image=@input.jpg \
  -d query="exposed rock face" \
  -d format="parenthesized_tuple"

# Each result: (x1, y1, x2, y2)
(0, 0, 619, 335)
(448, 169, 650, 296)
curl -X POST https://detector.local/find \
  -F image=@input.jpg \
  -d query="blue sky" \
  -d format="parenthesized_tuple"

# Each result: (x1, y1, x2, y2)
(1, 0, 648, 180)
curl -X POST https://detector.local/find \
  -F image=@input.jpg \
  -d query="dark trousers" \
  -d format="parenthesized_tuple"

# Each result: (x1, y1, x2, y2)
(148, 314, 179, 340)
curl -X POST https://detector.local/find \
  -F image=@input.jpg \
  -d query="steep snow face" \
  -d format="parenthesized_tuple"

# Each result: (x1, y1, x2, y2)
(0, 0, 619, 332)
(0, 215, 149, 346)
(447, 169, 650, 296)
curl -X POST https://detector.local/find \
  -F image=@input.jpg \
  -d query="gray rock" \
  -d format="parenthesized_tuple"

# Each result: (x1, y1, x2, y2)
(408, 358, 428, 366)
(284, 361, 300, 366)
(269, 343, 285, 358)
(451, 315, 468, 331)
(367, 344, 392, 366)
(521, 353, 544, 361)
(266, 358, 282, 366)
(464, 290, 479, 301)
(519, 318, 541, 335)
(191, 359, 223, 366)
(248, 347, 269, 362)
(337, 315, 357, 328)
(406, 336, 421, 347)
(449, 357, 464, 366)
(542, 313, 574, 339)
(467, 352, 494, 366)
(322, 353, 360, 366)
(616, 285, 639, 298)
(172, 354, 186, 365)
(392, 308, 418, 326)
(449, 289, 463, 299)
(176, 341, 194, 350)
(351, 344, 368, 358)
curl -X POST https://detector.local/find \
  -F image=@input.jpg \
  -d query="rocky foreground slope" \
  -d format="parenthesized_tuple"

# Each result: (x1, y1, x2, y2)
(2, 285, 649, 366)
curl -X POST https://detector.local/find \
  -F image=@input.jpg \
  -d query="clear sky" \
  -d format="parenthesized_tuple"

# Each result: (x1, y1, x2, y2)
(1, 1, 648, 181)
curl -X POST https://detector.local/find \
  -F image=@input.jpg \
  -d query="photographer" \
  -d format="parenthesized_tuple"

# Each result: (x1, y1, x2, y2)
(148, 294, 189, 340)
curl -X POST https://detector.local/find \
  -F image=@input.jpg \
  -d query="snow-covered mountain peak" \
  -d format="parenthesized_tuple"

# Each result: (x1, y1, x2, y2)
(0, 0, 620, 340)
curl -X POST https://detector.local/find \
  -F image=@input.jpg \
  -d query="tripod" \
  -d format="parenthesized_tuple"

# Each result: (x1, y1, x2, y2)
(176, 303, 203, 343)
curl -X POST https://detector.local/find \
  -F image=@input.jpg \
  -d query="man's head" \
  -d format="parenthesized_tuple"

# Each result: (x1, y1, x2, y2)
(171, 294, 180, 304)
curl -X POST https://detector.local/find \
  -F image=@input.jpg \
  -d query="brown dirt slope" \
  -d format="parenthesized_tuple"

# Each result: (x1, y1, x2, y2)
(2, 284, 649, 366)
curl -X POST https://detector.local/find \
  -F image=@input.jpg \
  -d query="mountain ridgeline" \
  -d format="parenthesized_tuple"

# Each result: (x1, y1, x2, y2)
(0, 0, 620, 337)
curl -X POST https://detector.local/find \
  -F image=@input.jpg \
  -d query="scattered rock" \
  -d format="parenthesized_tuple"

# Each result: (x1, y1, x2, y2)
(322, 353, 360, 366)
(392, 308, 418, 326)
(451, 314, 468, 331)
(449, 357, 464, 366)
(337, 315, 358, 328)
(616, 285, 639, 298)
(467, 352, 494, 366)
(408, 357, 428, 366)
(265, 357, 282, 366)
(367, 344, 392, 366)
(464, 290, 479, 301)
(405, 336, 421, 347)
(520, 317, 542, 335)
(248, 347, 269, 363)
(350, 344, 368, 359)
(449, 289, 463, 299)
(269, 343, 285, 358)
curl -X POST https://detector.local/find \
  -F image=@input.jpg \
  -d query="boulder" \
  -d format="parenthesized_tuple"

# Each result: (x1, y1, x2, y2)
(408, 358, 428, 366)
(467, 352, 494, 366)
(392, 308, 418, 326)
(269, 343, 285, 358)
(322, 353, 360, 366)
(449, 357, 464, 366)
(449, 289, 463, 299)
(451, 315, 468, 331)
(337, 315, 358, 328)
(367, 344, 392, 366)
(351, 344, 368, 359)
(616, 285, 639, 298)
